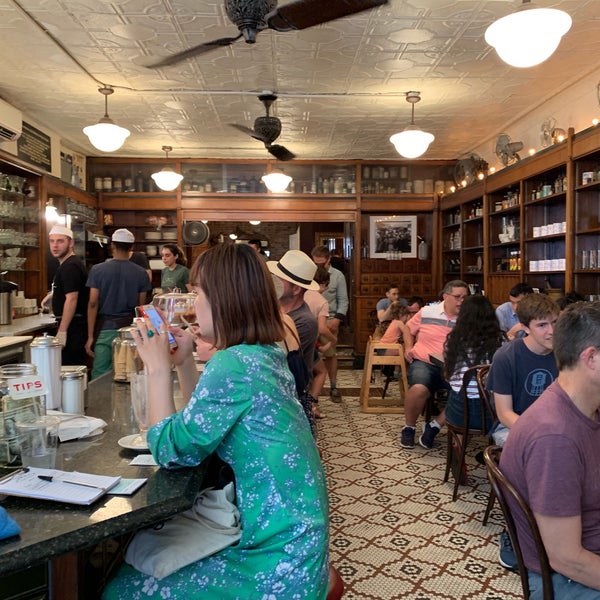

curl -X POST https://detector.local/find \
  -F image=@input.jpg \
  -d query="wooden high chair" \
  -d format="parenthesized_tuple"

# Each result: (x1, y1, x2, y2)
(360, 336, 408, 413)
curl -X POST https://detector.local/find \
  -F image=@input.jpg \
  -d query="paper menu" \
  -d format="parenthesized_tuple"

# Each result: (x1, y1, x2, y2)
(0, 467, 121, 505)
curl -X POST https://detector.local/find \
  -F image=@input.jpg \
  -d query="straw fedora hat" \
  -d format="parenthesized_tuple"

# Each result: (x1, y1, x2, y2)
(267, 250, 319, 291)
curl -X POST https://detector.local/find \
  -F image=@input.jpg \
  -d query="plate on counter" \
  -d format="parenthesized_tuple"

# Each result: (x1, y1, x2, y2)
(118, 434, 149, 451)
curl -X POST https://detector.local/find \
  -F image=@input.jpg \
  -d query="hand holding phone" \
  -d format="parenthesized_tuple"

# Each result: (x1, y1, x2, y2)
(137, 305, 178, 349)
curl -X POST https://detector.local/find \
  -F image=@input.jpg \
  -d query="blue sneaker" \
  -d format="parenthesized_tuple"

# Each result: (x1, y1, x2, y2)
(499, 530, 518, 571)
(400, 426, 415, 449)
(419, 422, 440, 449)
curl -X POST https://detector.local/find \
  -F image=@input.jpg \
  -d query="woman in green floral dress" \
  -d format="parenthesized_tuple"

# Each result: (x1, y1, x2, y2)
(103, 243, 329, 600)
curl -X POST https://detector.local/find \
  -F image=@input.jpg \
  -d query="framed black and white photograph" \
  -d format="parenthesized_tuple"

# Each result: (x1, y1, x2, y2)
(369, 215, 417, 259)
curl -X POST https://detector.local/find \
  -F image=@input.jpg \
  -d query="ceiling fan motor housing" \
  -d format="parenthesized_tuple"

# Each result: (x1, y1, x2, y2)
(254, 116, 281, 144)
(225, 0, 278, 42)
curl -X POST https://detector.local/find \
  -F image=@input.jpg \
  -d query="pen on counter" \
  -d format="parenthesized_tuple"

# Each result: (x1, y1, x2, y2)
(37, 475, 106, 490)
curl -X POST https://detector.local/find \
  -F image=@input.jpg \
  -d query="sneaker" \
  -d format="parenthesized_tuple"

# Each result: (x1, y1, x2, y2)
(330, 388, 342, 403)
(419, 422, 440, 449)
(400, 426, 416, 449)
(499, 530, 518, 571)
(451, 442, 469, 485)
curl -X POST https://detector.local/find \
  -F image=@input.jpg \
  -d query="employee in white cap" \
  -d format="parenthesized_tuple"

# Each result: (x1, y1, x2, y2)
(85, 228, 151, 379)
(48, 224, 88, 365)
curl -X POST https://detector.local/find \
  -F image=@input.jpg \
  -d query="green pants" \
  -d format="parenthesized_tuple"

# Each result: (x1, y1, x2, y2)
(91, 329, 119, 380)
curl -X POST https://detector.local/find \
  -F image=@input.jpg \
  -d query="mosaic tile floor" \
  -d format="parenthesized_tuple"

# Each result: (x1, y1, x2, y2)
(317, 369, 522, 600)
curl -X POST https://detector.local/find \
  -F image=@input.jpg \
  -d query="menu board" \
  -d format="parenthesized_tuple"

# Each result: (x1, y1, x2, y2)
(17, 121, 51, 172)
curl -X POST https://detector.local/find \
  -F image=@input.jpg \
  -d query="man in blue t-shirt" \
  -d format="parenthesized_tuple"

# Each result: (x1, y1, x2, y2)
(495, 282, 533, 340)
(86, 229, 151, 379)
(486, 292, 559, 571)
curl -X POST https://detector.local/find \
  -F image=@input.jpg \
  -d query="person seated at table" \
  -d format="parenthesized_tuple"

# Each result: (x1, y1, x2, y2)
(495, 282, 533, 340)
(376, 283, 408, 324)
(103, 243, 329, 600)
(500, 301, 600, 599)
(406, 295, 425, 317)
(379, 302, 411, 380)
(443, 295, 506, 481)
(400, 280, 469, 450)
(486, 292, 559, 571)
(556, 290, 585, 310)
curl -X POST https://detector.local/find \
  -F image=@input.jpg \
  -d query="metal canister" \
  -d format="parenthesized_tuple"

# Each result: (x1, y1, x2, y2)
(30, 334, 62, 410)
(60, 367, 86, 414)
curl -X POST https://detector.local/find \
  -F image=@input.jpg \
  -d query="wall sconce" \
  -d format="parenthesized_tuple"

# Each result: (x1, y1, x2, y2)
(551, 128, 567, 144)
(151, 146, 184, 191)
(261, 169, 292, 193)
(83, 86, 130, 152)
(389, 92, 435, 159)
(485, 1, 571, 68)
(249, 220, 261, 225)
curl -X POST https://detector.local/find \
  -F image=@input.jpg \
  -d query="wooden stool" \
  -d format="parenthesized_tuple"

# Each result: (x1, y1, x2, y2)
(360, 337, 408, 413)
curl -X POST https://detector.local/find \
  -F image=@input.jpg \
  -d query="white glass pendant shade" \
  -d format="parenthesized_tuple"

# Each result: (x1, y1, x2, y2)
(151, 168, 184, 191)
(150, 146, 184, 191)
(261, 172, 292, 193)
(83, 120, 130, 152)
(83, 87, 130, 152)
(390, 127, 435, 159)
(485, 7, 572, 68)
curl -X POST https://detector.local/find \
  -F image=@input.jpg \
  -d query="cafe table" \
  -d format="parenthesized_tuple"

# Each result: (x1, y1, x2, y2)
(0, 372, 207, 599)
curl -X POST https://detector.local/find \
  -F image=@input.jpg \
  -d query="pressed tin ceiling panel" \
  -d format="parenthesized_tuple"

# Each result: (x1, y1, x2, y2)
(0, 0, 598, 162)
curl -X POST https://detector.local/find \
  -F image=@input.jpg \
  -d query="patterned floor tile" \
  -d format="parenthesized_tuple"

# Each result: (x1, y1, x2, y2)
(317, 375, 522, 599)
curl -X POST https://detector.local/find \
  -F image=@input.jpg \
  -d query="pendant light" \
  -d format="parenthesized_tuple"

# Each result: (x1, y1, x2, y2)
(151, 146, 184, 191)
(261, 169, 292, 193)
(83, 86, 130, 152)
(485, 1, 572, 68)
(389, 92, 435, 159)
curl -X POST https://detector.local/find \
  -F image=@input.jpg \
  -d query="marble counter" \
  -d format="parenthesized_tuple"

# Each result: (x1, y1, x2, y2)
(0, 373, 206, 577)
(0, 315, 56, 337)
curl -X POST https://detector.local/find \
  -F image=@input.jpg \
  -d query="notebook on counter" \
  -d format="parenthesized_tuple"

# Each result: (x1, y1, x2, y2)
(0, 467, 121, 505)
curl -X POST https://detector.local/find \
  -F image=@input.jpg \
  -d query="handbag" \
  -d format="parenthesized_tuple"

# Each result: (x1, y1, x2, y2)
(125, 480, 242, 579)
(283, 322, 310, 397)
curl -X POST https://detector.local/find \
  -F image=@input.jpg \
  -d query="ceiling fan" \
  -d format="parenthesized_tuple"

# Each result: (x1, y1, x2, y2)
(149, 0, 388, 67)
(230, 92, 295, 161)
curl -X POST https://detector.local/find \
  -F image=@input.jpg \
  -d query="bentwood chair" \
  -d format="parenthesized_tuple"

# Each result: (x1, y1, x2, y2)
(443, 364, 495, 501)
(483, 446, 554, 600)
(327, 564, 345, 599)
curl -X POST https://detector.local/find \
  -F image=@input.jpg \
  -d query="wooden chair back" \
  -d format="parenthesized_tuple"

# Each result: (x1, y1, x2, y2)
(483, 446, 554, 600)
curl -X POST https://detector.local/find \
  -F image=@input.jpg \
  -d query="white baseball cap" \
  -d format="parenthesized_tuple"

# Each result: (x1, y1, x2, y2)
(111, 228, 135, 243)
(49, 224, 73, 239)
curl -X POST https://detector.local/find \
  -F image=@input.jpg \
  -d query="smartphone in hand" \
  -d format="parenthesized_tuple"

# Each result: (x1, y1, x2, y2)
(137, 304, 178, 350)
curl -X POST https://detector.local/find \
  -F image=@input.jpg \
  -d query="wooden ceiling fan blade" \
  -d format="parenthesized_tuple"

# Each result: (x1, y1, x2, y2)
(268, 145, 296, 161)
(267, 0, 388, 31)
(148, 34, 243, 68)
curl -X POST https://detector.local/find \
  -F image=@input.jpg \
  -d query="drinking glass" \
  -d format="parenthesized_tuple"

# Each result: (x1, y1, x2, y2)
(129, 371, 149, 447)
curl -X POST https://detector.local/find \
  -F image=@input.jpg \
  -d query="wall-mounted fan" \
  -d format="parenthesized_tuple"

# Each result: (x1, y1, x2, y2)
(230, 93, 295, 161)
(540, 117, 557, 148)
(148, 0, 388, 67)
(183, 221, 210, 246)
(454, 153, 488, 186)
(495, 134, 523, 166)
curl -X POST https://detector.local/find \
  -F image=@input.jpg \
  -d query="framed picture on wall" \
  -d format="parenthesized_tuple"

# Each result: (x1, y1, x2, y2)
(369, 215, 417, 258)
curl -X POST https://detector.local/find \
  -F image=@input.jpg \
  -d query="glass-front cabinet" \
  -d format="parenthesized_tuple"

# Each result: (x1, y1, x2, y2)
(361, 163, 454, 195)
(0, 161, 41, 304)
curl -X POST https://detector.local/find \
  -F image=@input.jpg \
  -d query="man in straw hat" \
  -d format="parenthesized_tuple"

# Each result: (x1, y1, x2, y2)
(268, 250, 319, 434)
(48, 224, 88, 365)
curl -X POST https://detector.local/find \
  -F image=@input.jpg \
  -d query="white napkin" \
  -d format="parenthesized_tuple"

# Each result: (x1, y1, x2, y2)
(47, 410, 107, 442)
